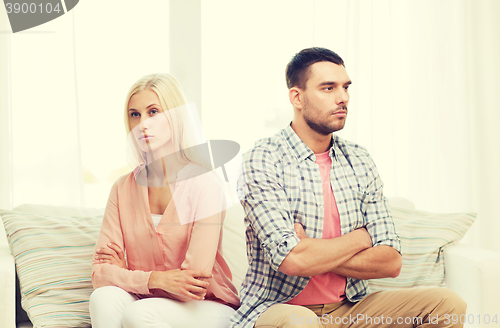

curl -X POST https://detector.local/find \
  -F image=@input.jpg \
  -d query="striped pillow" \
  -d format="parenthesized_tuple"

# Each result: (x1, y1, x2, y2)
(1, 209, 102, 328)
(368, 206, 476, 292)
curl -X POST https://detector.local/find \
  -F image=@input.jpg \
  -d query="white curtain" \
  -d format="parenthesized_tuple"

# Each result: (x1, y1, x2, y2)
(0, 9, 13, 210)
(1, 0, 499, 252)
(1, 9, 84, 209)
(0, 1, 171, 209)
(201, 0, 500, 252)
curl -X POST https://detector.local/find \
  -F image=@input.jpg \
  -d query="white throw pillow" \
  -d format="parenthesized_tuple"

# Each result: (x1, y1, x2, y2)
(1, 209, 103, 328)
(368, 206, 476, 292)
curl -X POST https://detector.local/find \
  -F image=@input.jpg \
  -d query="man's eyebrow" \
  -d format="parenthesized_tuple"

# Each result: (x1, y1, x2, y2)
(318, 80, 352, 87)
(318, 81, 335, 87)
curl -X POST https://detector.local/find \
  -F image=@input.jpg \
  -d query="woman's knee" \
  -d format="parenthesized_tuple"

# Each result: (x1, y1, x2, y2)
(90, 286, 133, 306)
(90, 286, 137, 328)
(90, 286, 117, 310)
(122, 300, 161, 328)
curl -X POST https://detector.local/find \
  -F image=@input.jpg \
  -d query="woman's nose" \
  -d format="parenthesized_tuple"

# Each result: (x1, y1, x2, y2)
(140, 116, 150, 130)
(139, 121, 148, 134)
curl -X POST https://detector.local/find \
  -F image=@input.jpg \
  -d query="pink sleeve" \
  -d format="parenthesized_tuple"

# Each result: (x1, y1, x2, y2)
(180, 174, 225, 273)
(91, 180, 152, 294)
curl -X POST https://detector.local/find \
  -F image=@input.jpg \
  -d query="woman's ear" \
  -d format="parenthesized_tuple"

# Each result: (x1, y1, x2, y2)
(288, 87, 303, 110)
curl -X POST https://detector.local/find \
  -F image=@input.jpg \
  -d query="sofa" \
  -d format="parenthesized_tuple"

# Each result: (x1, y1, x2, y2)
(1, 197, 500, 328)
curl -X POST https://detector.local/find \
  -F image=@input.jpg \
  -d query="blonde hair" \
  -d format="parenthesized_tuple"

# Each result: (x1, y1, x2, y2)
(124, 73, 211, 170)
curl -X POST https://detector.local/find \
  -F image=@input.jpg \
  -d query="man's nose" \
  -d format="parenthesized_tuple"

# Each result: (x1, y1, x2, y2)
(336, 88, 349, 105)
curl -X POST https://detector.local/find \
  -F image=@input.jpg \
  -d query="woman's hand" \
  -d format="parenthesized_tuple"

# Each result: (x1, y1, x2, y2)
(148, 269, 212, 302)
(95, 243, 127, 269)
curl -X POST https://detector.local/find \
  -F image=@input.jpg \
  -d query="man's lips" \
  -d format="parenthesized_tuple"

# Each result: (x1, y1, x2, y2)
(332, 110, 347, 117)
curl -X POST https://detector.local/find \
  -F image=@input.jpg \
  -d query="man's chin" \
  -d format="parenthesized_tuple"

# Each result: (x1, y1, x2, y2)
(316, 126, 344, 136)
(325, 122, 346, 135)
(331, 119, 347, 133)
(305, 119, 346, 135)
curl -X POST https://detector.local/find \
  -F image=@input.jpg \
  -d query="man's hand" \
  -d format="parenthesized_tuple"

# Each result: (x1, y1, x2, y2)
(148, 269, 212, 302)
(294, 223, 308, 240)
(95, 243, 127, 269)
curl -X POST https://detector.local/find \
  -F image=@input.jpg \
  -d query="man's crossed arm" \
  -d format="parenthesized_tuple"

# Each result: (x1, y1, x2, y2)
(279, 223, 401, 280)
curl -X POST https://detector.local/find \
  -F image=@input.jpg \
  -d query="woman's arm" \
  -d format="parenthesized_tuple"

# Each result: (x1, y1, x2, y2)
(95, 241, 212, 301)
(148, 269, 212, 301)
(91, 180, 152, 295)
(94, 243, 127, 268)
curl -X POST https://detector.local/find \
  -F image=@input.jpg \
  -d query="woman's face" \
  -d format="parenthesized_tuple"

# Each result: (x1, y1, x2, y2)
(128, 89, 172, 154)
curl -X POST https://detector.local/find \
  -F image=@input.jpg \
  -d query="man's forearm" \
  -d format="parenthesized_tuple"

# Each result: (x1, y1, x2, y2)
(330, 245, 402, 280)
(278, 228, 372, 277)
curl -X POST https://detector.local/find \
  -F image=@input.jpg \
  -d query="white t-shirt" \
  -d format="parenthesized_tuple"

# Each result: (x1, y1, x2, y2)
(151, 214, 163, 228)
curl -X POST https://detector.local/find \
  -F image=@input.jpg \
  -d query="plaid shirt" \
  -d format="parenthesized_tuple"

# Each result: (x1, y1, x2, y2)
(230, 125, 401, 328)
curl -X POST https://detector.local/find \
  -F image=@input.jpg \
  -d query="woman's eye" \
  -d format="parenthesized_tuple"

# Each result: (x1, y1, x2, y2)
(130, 112, 140, 118)
(150, 109, 159, 115)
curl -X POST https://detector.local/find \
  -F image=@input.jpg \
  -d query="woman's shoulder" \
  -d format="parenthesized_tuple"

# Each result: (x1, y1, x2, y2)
(111, 171, 135, 191)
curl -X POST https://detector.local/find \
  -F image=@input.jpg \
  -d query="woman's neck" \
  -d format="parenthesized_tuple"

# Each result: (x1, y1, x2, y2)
(146, 156, 186, 187)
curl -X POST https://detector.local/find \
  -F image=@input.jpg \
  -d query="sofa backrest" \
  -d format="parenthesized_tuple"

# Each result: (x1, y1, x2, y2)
(9, 198, 415, 293)
(6, 197, 414, 290)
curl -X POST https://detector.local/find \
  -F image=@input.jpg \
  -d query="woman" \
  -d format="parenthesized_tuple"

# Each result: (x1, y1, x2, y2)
(89, 73, 239, 328)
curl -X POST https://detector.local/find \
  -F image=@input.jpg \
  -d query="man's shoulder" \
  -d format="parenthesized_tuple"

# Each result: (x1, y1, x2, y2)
(254, 128, 287, 149)
(243, 129, 289, 161)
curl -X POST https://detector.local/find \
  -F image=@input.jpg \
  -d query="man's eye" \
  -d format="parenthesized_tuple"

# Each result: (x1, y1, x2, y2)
(344, 86, 350, 91)
(325, 87, 333, 91)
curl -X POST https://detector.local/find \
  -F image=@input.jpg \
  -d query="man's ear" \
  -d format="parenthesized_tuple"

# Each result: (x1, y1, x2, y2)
(289, 87, 303, 110)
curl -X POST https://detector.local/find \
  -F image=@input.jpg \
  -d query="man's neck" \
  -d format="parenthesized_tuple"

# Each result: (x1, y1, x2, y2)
(290, 121, 332, 154)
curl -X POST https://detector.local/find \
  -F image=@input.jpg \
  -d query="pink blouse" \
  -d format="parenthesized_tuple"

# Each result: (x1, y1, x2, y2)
(91, 163, 240, 308)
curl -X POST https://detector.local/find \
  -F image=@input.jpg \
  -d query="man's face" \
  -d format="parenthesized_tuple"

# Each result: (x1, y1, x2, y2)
(300, 61, 351, 135)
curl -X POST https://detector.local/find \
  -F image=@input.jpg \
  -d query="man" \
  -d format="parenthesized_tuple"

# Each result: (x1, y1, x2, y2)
(231, 47, 466, 328)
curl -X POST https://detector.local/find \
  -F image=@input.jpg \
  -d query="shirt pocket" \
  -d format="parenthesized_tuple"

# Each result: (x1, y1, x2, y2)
(339, 190, 366, 232)
(283, 164, 320, 227)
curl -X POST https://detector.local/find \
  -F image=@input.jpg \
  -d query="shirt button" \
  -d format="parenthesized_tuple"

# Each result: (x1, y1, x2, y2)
(319, 205, 324, 209)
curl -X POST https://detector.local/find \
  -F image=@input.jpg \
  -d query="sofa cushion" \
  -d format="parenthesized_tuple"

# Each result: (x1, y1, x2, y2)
(1, 209, 103, 328)
(368, 206, 476, 292)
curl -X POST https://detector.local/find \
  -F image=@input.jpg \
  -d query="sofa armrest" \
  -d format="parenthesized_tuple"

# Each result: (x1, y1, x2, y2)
(0, 224, 16, 328)
(444, 243, 500, 328)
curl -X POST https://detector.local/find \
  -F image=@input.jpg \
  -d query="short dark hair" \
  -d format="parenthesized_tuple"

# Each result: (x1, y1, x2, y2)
(285, 47, 345, 90)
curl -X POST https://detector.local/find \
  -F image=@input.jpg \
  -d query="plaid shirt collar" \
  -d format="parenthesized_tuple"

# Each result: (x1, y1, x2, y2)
(282, 123, 337, 162)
